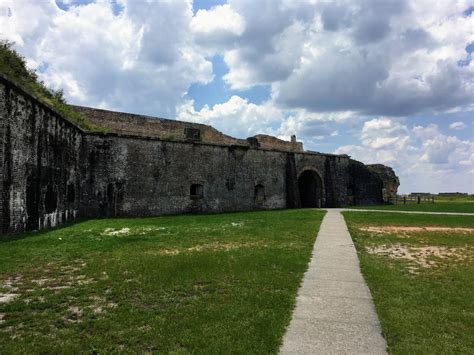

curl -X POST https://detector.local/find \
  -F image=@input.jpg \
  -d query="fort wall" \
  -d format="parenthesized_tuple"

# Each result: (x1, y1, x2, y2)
(79, 135, 352, 218)
(0, 75, 396, 234)
(0, 78, 82, 233)
(72, 105, 249, 146)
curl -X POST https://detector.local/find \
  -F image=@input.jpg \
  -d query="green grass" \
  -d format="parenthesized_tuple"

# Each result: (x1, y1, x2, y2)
(0, 40, 104, 132)
(436, 195, 474, 202)
(0, 209, 324, 353)
(344, 211, 474, 354)
(347, 201, 474, 213)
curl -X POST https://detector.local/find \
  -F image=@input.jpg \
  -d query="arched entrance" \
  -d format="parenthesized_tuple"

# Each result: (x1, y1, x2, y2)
(298, 170, 324, 208)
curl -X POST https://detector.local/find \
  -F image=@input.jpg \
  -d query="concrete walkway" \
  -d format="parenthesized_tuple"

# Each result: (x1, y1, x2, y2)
(280, 210, 387, 354)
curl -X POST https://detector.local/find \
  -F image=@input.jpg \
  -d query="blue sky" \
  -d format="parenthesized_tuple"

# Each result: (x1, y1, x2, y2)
(1, 0, 473, 193)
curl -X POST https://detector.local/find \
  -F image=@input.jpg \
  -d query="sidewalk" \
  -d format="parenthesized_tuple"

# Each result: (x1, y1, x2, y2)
(280, 210, 387, 354)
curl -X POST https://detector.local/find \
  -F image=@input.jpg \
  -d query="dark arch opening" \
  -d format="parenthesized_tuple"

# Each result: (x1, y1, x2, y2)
(298, 170, 323, 208)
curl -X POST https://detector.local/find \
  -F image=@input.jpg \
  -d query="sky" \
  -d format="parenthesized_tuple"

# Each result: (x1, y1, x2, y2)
(0, 0, 473, 194)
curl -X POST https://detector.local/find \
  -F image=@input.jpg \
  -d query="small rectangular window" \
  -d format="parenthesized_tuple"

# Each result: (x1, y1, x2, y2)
(185, 128, 201, 141)
(190, 184, 203, 199)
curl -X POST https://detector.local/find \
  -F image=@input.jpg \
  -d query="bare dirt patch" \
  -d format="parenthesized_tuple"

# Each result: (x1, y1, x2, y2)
(101, 227, 131, 236)
(360, 226, 474, 234)
(366, 244, 473, 273)
(0, 259, 92, 305)
(147, 241, 267, 256)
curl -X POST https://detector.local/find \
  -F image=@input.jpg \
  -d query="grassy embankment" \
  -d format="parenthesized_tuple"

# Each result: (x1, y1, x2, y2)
(0, 40, 102, 131)
(344, 211, 474, 354)
(0, 209, 324, 353)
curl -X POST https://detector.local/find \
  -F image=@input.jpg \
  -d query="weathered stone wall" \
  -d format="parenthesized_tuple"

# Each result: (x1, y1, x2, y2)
(347, 160, 383, 205)
(0, 75, 394, 235)
(78, 134, 354, 218)
(252, 134, 304, 152)
(0, 82, 6, 232)
(367, 164, 400, 202)
(72, 105, 249, 147)
(80, 134, 289, 218)
(0, 78, 82, 233)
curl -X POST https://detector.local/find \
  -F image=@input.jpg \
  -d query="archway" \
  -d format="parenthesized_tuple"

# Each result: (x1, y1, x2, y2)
(298, 170, 323, 208)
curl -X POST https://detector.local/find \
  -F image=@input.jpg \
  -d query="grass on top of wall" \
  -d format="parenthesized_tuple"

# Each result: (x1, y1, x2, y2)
(344, 211, 474, 354)
(0, 209, 324, 353)
(0, 40, 104, 132)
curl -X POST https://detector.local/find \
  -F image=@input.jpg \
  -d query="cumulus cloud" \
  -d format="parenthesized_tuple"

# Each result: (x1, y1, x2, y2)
(191, 4, 245, 50)
(192, 0, 316, 89)
(192, 0, 474, 116)
(177, 94, 357, 143)
(336, 118, 474, 193)
(450, 121, 468, 130)
(4, 0, 473, 118)
(177, 96, 284, 138)
(0, 0, 212, 117)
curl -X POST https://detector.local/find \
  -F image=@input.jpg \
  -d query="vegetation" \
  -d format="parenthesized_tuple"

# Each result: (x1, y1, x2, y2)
(435, 195, 474, 202)
(344, 211, 474, 354)
(347, 201, 474, 213)
(0, 209, 324, 353)
(0, 40, 103, 131)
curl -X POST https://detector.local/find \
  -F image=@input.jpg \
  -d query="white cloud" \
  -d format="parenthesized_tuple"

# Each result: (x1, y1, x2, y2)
(361, 118, 410, 150)
(177, 94, 359, 144)
(336, 118, 474, 193)
(177, 96, 284, 138)
(0, 0, 212, 117)
(449, 121, 468, 130)
(192, 0, 474, 115)
(191, 4, 245, 50)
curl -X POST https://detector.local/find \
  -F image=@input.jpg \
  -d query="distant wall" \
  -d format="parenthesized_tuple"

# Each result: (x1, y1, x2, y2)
(78, 134, 352, 218)
(0, 78, 82, 233)
(72, 105, 248, 147)
(252, 134, 304, 152)
(348, 160, 383, 205)
(367, 164, 400, 202)
(79, 134, 289, 218)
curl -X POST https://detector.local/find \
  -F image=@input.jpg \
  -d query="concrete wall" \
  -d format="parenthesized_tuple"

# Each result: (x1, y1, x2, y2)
(0, 78, 82, 233)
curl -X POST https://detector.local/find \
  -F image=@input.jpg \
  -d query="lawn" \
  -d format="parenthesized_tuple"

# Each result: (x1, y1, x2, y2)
(347, 201, 474, 213)
(343, 211, 474, 354)
(0, 209, 325, 353)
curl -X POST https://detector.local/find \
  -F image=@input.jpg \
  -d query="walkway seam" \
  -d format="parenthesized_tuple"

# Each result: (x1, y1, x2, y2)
(280, 210, 387, 354)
